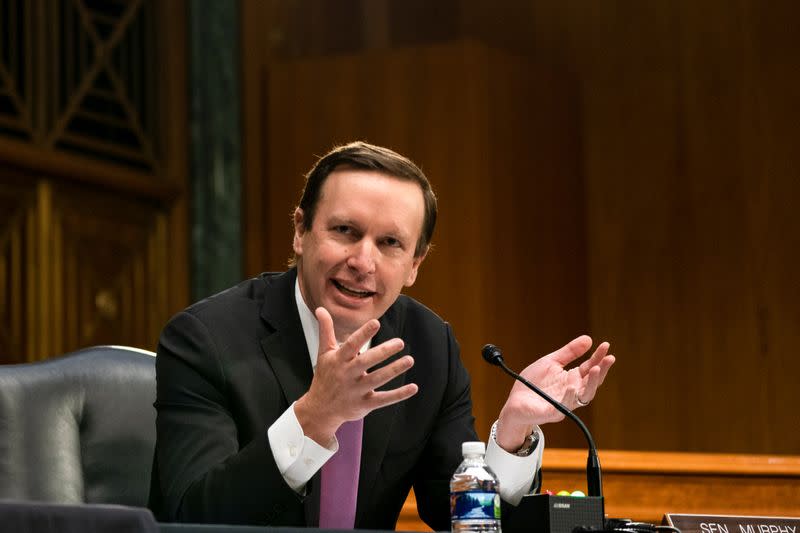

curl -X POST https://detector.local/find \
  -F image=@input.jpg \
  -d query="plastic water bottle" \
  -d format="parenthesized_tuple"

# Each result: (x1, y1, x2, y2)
(450, 441, 501, 533)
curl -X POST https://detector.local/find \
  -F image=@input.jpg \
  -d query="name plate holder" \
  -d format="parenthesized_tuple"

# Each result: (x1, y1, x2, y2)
(664, 514, 800, 533)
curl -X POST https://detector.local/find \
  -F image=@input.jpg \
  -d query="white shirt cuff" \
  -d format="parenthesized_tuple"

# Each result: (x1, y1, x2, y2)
(267, 402, 338, 493)
(485, 422, 544, 506)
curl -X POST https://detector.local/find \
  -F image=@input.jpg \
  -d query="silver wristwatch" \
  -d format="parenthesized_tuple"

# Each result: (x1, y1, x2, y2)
(490, 422, 540, 457)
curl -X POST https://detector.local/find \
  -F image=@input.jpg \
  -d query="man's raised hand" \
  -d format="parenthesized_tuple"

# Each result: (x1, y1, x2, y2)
(494, 336, 615, 453)
(294, 307, 418, 446)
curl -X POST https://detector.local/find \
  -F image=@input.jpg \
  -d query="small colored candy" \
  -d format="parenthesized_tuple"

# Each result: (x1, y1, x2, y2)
(556, 490, 571, 496)
(570, 490, 586, 497)
(544, 490, 554, 495)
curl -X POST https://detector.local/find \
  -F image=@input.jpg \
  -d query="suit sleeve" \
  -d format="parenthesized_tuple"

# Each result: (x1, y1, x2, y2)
(412, 323, 479, 531)
(153, 311, 302, 525)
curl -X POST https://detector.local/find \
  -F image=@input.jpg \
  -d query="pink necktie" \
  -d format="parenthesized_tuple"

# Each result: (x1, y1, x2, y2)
(319, 418, 363, 528)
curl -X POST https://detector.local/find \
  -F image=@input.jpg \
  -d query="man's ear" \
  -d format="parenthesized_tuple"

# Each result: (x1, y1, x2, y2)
(292, 208, 305, 256)
(404, 246, 428, 287)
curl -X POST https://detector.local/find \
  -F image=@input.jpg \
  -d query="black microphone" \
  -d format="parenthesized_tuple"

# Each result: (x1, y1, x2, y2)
(481, 343, 603, 497)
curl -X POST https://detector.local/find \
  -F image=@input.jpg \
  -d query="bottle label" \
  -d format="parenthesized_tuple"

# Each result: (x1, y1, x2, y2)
(450, 490, 501, 521)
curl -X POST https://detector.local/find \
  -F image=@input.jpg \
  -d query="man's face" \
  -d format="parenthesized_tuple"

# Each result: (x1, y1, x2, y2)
(293, 168, 427, 342)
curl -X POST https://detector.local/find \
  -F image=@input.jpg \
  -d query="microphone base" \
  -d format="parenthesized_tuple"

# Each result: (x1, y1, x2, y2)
(503, 494, 605, 533)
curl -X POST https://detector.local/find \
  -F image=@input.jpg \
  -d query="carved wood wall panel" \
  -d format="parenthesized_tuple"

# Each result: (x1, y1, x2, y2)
(0, 0, 161, 171)
(0, 178, 170, 362)
(0, 0, 31, 142)
(0, 176, 35, 363)
(0, 0, 188, 363)
(51, 183, 168, 357)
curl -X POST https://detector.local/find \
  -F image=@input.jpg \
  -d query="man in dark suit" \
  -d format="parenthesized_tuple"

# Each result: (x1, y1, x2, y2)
(150, 142, 615, 529)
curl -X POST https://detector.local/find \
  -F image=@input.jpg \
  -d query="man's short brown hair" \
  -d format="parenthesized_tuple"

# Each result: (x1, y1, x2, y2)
(296, 141, 437, 258)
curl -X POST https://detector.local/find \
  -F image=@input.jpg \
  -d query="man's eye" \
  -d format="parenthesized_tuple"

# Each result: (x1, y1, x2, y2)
(334, 225, 350, 234)
(383, 237, 401, 247)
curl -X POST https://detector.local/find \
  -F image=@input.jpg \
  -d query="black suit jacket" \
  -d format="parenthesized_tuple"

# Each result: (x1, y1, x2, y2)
(149, 269, 478, 529)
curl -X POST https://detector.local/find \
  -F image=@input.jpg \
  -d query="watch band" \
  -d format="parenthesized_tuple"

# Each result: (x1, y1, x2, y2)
(490, 422, 540, 457)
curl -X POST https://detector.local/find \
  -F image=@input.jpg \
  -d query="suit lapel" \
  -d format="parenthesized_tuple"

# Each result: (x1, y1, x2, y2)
(258, 269, 314, 409)
(257, 270, 319, 526)
(356, 304, 407, 525)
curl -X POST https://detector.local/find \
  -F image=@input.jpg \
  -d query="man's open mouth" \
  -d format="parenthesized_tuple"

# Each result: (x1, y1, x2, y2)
(332, 279, 375, 298)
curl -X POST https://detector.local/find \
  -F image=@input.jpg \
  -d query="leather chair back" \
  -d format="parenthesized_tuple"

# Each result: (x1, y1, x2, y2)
(0, 346, 156, 507)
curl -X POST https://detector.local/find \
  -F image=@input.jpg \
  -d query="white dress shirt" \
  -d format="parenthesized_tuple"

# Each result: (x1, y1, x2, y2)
(266, 280, 542, 505)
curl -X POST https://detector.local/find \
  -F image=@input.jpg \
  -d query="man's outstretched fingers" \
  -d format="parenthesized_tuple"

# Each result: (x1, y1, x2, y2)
(361, 355, 414, 389)
(579, 342, 610, 377)
(365, 383, 419, 410)
(338, 318, 381, 361)
(358, 338, 405, 369)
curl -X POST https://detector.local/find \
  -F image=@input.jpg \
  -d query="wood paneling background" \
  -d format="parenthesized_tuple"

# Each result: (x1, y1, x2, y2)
(503, 0, 800, 454)
(241, 0, 800, 457)
(0, 0, 188, 362)
(0, 173, 35, 363)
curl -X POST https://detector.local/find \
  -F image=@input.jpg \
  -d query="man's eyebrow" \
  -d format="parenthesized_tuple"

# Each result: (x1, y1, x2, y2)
(326, 215, 411, 241)
(327, 216, 356, 226)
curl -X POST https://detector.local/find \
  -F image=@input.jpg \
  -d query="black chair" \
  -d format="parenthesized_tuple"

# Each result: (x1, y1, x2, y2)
(0, 345, 157, 507)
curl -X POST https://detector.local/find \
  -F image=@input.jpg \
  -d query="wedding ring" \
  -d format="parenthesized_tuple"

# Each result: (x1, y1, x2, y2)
(576, 397, 589, 407)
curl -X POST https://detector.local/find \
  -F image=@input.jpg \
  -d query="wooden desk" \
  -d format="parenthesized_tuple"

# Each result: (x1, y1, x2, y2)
(397, 449, 800, 531)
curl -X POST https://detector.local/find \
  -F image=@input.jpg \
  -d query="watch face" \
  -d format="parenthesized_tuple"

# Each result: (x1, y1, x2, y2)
(491, 423, 538, 456)
(515, 434, 538, 456)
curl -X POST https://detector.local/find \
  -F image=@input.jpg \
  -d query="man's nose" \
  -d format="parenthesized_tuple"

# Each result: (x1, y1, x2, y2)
(346, 240, 376, 274)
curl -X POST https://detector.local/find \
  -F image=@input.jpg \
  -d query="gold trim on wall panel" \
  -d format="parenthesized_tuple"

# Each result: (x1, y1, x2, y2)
(38, 180, 53, 360)
(52, 200, 63, 354)
(147, 214, 169, 350)
(65, 228, 78, 353)
(24, 200, 36, 361)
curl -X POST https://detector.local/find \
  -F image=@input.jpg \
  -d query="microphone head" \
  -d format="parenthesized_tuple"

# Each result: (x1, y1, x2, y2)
(482, 344, 503, 366)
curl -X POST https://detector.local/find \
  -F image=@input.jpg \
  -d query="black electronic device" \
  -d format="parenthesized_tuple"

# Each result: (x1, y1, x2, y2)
(505, 494, 605, 533)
